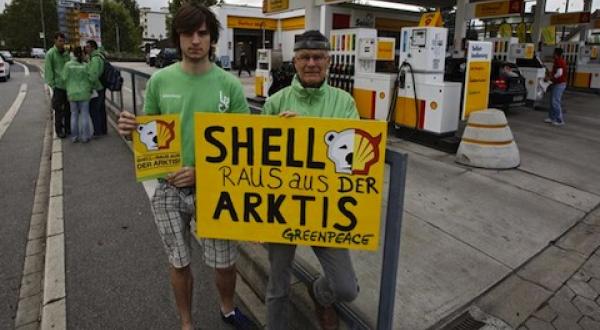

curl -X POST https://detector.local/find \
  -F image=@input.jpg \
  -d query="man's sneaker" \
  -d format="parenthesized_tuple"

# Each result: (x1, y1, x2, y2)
(552, 120, 565, 126)
(221, 307, 258, 330)
(543, 118, 553, 123)
(307, 279, 340, 330)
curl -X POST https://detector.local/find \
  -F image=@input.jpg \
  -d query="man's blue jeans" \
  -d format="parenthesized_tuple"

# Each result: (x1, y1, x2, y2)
(549, 82, 566, 123)
(70, 100, 92, 141)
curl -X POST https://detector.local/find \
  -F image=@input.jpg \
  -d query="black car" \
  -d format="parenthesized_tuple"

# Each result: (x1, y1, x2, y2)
(445, 58, 527, 111)
(155, 48, 179, 68)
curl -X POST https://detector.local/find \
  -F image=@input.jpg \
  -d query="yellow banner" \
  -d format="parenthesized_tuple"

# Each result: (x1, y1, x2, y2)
(227, 16, 278, 30)
(550, 12, 591, 25)
(262, 0, 289, 13)
(376, 40, 395, 61)
(132, 115, 182, 181)
(194, 114, 387, 251)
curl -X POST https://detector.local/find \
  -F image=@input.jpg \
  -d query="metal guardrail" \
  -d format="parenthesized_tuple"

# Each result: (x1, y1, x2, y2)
(105, 66, 408, 330)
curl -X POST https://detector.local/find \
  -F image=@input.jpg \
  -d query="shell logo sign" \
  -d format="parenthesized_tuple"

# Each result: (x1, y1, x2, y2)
(325, 129, 382, 176)
(132, 115, 182, 181)
(194, 113, 388, 251)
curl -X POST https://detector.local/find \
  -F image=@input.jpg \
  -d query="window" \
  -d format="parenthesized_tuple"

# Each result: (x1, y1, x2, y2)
(545, 0, 584, 13)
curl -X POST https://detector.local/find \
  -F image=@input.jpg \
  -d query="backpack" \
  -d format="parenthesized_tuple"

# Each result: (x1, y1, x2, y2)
(99, 57, 123, 91)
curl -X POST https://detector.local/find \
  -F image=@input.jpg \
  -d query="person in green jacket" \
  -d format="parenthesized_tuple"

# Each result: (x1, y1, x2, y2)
(44, 32, 71, 138)
(85, 40, 107, 136)
(62, 46, 93, 143)
(262, 30, 360, 330)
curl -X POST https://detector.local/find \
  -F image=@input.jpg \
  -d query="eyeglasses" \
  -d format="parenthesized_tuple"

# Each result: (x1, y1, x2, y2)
(295, 54, 328, 64)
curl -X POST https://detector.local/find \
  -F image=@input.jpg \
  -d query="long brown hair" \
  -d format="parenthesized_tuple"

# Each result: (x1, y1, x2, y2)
(73, 46, 85, 63)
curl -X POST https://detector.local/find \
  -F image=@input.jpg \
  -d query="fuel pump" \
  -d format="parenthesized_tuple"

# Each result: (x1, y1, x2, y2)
(255, 49, 282, 98)
(392, 26, 462, 135)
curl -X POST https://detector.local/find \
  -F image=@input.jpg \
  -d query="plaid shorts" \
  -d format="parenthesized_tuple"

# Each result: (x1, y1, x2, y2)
(150, 181, 239, 269)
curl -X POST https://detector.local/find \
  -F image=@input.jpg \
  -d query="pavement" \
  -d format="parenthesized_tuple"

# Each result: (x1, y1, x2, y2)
(2, 59, 600, 329)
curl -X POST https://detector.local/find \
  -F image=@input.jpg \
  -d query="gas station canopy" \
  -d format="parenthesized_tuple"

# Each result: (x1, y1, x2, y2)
(383, 0, 456, 8)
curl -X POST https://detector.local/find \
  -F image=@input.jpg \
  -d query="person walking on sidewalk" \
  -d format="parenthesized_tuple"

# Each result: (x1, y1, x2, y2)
(117, 4, 256, 330)
(85, 40, 107, 136)
(544, 47, 567, 126)
(262, 30, 360, 330)
(62, 46, 93, 143)
(44, 32, 71, 138)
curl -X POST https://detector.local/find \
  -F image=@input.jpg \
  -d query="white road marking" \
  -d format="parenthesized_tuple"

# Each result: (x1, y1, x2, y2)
(0, 83, 28, 140)
(15, 61, 30, 76)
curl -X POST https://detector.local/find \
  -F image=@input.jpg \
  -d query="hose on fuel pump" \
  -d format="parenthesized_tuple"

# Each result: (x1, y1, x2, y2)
(387, 61, 420, 132)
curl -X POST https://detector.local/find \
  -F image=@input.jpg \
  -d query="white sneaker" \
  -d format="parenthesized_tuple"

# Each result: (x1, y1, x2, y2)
(552, 121, 565, 126)
(544, 118, 553, 123)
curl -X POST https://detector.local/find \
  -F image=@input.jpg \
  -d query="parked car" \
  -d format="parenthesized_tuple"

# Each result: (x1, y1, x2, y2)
(146, 48, 161, 66)
(0, 50, 14, 64)
(30, 48, 46, 58)
(155, 48, 179, 68)
(0, 55, 10, 82)
(444, 57, 527, 111)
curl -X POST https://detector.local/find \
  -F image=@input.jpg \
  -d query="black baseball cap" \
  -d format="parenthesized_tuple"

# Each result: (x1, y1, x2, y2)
(294, 30, 330, 51)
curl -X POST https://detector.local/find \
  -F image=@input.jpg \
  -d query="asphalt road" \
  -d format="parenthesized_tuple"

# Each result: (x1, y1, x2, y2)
(0, 63, 48, 328)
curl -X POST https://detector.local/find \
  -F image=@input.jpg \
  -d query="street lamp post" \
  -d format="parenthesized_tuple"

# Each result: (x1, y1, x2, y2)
(39, 0, 47, 49)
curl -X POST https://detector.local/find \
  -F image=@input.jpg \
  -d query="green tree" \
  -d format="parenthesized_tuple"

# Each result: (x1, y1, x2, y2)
(166, 0, 217, 39)
(101, 0, 141, 53)
(0, 0, 58, 51)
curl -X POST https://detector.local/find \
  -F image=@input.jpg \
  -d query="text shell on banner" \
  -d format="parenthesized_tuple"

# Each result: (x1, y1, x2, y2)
(194, 113, 388, 251)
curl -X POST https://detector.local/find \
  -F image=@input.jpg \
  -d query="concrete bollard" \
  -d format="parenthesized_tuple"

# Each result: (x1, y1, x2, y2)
(456, 109, 520, 169)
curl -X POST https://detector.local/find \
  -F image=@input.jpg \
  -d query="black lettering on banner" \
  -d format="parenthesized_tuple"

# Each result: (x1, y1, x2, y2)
(244, 192, 263, 222)
(321, 196, 329, 228)
(317, 175, 329, 193)
(232, 127, 254, 165)
(218, 166, 235, 186)
(213, 191, 239, 221)
(267, 194, 286, 224)
(279, 228, 374, 246)
(238, 167, 264, 187)
(205, 126, 226, 163)
(267, 168, 283, 189)
(292, 195, 316, 226)
(334, 197, 358, 232)
(337, 177, 352, 193)
(286, 128, 303, 167)
(263, 128, 282, 166)
(366, 177, 379, 194)
(307, 128, 325, 169)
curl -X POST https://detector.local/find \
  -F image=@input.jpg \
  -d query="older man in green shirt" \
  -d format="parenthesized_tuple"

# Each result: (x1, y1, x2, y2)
(44, 32, 71, 138)
(263, 30, 360, 330)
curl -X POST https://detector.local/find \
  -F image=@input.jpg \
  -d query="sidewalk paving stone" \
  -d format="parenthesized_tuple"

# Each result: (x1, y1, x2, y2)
(525, 317, 553, 330)
(518, 245, 585, 291)
(533, 303, 558, 322)
(567, 278, 599, 301)
(572, 295, 600, 321)
(579, 316, 600, 330)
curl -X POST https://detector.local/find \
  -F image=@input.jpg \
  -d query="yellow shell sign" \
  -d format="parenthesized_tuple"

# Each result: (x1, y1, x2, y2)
(132, 115, 182, 181)
(194, 113, 387, 251)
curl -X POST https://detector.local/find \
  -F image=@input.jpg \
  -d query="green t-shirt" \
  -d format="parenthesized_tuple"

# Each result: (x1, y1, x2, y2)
(144, 63, 250, 166)
(62, 60, 92, 102)
(263, 75, 359, 120)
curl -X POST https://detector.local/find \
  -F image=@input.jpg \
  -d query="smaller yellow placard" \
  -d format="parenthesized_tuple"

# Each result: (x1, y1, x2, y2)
(542, 26, 556, 45)
(132, 115, 182, 182)
(550, 12, 591, 26)
(262, 0, 289, 13)
(419, 11, 442, 27)
(376, 39, 395, 61)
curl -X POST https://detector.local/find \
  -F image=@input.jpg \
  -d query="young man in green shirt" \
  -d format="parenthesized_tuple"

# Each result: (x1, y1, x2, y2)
(117, 4, 255, 330)
(44, 32, 71, 138)
(263, 30, 360, 330)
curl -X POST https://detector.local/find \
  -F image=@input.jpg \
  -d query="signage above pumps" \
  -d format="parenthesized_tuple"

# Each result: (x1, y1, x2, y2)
(473, 0, 523, 19)
(549, 12, 591, 25)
